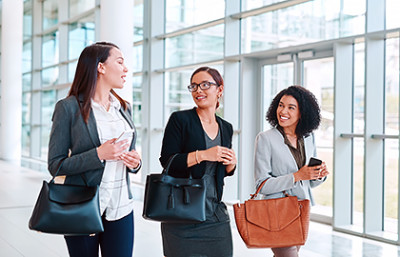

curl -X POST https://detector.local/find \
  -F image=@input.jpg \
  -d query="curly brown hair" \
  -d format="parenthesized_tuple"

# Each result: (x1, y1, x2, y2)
(266, 85, 321, 137)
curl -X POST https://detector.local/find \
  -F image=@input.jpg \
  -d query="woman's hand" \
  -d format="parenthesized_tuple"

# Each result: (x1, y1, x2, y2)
(199, 146, 234, 163)
(120, 150, 141, 169)
(317, 162, 329, 179)
(96, 139, 130, 161)
(293, 161, 329, 182)
(223, 148, 237, 173)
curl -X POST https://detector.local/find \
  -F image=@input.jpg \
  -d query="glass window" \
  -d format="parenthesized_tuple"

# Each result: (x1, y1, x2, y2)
(164, 64, 223, 121)
(69, 0, 95, 18)
(384, 37, 399, 234)
(262, 62, 293, 130)
(241, 0, 287, 11)
(42, 0, 58, 30)
(42, 67, 59, 88)
(165, 24, 224, 68)
(165, 0, 225, 33)
(134, 1, 144, 41)
(386, 0, 400, 30)
(41, 90, 56, 126)
(133, 45, 143, 72)
(68, 16, 95, 60)
(22, 125, 31, 157)
(303, 57, 334, 215)
(22, 73, 32, 93)
(23, 41, 32, 73)
(353, 42, 365, 228)
(340, 0, 365, 37)
(241, 0, 365, 54)
(23, 2, 33, 40)
(132, 76, 143, 127)
(41, 125, 52, 159)
(68, 62, 77, 83)
(22, 92, 31, 125)
(42, 31, 59, 67)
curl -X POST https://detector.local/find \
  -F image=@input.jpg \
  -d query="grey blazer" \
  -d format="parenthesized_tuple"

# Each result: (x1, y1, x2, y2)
(47, 95, 140, 198)
(254, 128, 325, 205)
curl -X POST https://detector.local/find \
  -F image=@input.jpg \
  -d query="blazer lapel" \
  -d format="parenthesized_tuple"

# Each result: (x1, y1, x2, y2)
(78, 95, 101, 147)
(216, 116, 227, 147)
(119, 108, 134, 129)
(86, 110, 101, 147)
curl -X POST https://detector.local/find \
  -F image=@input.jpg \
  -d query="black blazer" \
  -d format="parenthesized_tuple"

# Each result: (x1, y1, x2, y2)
(159, 108, 235, 202)
(47, 95, 140, 198)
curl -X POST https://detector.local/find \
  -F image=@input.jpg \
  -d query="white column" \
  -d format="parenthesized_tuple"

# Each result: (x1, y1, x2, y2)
(0, 0, 23, 164)
(223, 0, 241, 202)
(99, 0, 134, 103)
(333, 42, 354, 228)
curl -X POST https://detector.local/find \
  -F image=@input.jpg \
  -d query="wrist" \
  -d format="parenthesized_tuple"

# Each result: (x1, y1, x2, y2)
(96, 147, 104, 161)
(293, 171, 301, 182)
(195, 150, 200, 164)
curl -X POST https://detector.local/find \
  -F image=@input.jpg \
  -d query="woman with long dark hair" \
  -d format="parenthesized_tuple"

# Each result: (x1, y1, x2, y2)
(254, 85, 329, 257)
(159, 67, 237, 257)
(48, 42, 141, 257)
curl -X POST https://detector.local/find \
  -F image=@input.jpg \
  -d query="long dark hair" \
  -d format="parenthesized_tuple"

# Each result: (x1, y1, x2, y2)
(68, 42, 127, 123)
(190, 66, 224, 109)
(266, 85, 321, 137)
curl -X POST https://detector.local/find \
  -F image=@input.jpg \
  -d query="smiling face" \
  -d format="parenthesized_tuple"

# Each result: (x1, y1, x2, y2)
(276, 94, 301, 133)
(191, 71, 223, 109)
(98, 47, 128, 89)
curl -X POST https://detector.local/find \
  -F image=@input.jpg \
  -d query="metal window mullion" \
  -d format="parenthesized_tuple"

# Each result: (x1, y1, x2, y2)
(155, 18, 224, 40)
(230, 0, 312, 20)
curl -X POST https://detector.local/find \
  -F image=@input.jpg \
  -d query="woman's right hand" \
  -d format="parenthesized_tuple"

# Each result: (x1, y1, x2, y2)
(199, 145, 234, 163)
(293, 164, 322, 182)
(96, 139, 130, 161)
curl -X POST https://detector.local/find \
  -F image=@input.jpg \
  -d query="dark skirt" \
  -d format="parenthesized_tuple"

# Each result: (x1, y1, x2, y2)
(161, 203, 233, 257)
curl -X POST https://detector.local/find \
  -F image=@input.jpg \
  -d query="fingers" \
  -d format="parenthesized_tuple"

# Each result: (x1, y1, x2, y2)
(121, 150, 141, 169)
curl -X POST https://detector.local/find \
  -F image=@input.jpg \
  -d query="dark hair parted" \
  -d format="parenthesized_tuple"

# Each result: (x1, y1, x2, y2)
(68, 42, 127, 123)
(266, 85, 321, 137)
(190, 66, 224, 109)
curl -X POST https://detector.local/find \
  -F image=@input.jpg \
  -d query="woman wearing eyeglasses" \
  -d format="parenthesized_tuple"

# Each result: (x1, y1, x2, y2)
(159, 66, 237, 257)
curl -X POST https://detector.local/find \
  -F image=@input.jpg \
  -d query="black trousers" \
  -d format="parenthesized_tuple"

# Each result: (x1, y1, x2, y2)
(64, 211, 134, 257)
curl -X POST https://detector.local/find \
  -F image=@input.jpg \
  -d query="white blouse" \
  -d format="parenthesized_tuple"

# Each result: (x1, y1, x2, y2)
(91, 94, 134, 221)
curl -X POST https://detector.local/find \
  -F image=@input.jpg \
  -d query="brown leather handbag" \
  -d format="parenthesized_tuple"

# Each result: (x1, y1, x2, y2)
(233, 180, 310, 248)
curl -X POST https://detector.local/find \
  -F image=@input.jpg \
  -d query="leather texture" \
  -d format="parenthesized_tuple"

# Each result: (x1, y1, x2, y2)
(29, 181, 104, 235)
(233, 180, 310, 248)
(142, 155, 206, 223)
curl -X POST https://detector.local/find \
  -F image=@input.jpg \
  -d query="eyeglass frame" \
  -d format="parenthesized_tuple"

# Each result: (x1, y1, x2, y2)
(187, 81, 219, 92)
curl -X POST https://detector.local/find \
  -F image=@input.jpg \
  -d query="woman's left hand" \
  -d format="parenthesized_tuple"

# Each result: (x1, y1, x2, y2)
(120, 150, 141, 170)
(317, 162, 329, 179)
(223, 148, 236, 173)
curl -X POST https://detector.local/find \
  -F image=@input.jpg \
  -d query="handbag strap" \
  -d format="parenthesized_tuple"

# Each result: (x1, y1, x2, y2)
(50, 158, 89, 186)
(250, 179, 268, 199)
(250, 178, 289, 200)
(163, 153, 179, 176)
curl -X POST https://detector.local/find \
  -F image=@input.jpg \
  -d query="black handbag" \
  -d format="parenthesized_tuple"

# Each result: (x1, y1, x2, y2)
(142, 154, 206, 223)
(29, 161, 104, 235)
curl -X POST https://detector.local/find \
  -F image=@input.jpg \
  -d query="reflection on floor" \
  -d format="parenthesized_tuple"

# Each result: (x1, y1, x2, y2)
(0, 160, 399, 257)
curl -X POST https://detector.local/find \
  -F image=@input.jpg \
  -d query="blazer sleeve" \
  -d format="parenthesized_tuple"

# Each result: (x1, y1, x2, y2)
(224, 122, 235, 177)
(254, 132, 296, 195)
(159, 112, 190, 177)
(48, 100, 104, 177)
(125, 103, 141, 174)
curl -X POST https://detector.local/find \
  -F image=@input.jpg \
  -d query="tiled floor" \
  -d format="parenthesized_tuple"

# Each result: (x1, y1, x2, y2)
(1, 160, 400, 257)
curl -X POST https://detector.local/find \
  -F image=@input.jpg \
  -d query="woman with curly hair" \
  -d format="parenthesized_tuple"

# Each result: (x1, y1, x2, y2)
(254, 85, 329, 257)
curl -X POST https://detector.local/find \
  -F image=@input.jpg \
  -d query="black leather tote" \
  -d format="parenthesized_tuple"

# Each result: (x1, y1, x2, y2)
(142, 154, 206, 223)
(29, 161, 104, 235)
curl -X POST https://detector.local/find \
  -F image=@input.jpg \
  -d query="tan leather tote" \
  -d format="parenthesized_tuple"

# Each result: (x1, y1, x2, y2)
(233, 180, 310, 248)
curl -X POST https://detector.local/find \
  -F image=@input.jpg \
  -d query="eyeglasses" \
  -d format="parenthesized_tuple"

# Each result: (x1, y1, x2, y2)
(187, 81, 218, 92)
